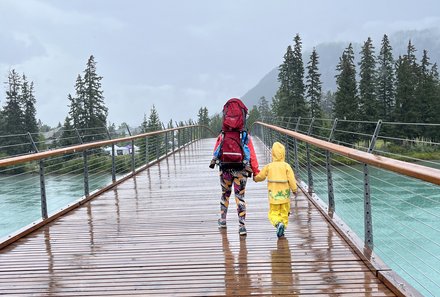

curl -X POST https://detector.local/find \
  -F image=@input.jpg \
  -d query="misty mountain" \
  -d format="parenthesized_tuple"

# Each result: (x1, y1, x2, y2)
(242, 28, 440, 108)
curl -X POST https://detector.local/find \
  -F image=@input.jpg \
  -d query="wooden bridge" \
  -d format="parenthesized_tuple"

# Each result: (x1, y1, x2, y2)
(0, 138, 413, 296)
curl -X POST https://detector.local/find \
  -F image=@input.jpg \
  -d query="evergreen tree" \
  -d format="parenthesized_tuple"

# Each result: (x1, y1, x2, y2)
(258, 96, 273, 121)
(209, 113, 222, 134)
(377, 34, 395, 121)
(247, 105, 260, 129)
(197, 107, 210, 138)
(417, 50, 439, 140)
(394, 41, 420, 138)
(82, 55, 108, 137)
(273, 34, 307, 120)
(431, 64, 440, 141)
(321, 91, 335, 117)
(359, 37, 378, 122)
(2, 70, 25, 155)
(0, 109, 5, 138)
(21, 76, 39, 136)
(59, 116, 78, 148)
(306, 48, 323, 119)
(68, 75, 85, 128)
(333, 43, 359, 144)
(146, 105, 162, 159)
(66, 55, 108, 142)
(272, 45, 294, 118)
(291, 34, 308, 117)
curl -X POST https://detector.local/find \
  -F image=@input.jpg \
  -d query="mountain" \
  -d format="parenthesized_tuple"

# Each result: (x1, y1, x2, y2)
(242, 28, 440, 108)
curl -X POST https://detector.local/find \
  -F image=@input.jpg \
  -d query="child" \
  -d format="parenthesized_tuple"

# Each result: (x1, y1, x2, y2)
(254, 142, 297, 238)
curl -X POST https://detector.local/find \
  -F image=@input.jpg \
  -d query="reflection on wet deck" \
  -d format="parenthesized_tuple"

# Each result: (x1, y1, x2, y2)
(0, 139, 396, 296)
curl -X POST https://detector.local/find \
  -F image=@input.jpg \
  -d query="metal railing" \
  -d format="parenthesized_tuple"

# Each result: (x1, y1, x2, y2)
(0, 125, 211, 248)
(253, 117, 440, 297)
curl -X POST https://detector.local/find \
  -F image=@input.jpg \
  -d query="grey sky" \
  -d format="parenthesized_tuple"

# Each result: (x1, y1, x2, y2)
(1, 0, 439, 127)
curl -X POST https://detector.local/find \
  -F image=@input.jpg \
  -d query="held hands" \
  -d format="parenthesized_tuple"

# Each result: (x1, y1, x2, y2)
(252, 168, 260, 182)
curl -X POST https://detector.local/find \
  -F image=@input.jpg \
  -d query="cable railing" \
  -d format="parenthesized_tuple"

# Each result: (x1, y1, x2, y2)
(253, 117, 440, 297)
(0, 124, 212, 249)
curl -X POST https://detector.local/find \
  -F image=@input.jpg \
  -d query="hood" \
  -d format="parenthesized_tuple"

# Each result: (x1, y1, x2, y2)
(271, 142, 285, 162)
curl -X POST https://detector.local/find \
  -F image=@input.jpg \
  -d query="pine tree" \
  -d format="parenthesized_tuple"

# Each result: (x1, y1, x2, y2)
(394, 40, 420, 138)
(291, 34, 308, 117)
(146, 105, 162, 159)
(273, 35, 307, 120)
(359, 37, 378, 122)
(431, 64, 440, 141)
(417, 50, 439, 140)
(197, 107, 210, 138)
(82, 55, 108, 137)
(59, 116, 78, 148)
(66, 55, 108, 142)
(273, 45, 294, 118)
(2, 70, 25, 155)
(333, 43, 359, 144)
(247, 105, 261, 129)
(306, 48, 323, 119)
(209, 113, 222, 134)
(68, 75, 85, 128)
(377, 34, 395, 121)
(321, 91, 335, 117)
(21, 76, 39, 136)
(258, 96, 272, 121)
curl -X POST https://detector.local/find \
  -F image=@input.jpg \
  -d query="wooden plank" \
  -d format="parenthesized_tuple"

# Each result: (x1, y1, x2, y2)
(0, 138, 397, 296)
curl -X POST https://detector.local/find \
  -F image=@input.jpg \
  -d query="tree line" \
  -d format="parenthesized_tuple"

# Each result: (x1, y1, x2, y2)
(270, 34, 440, 143)
(0, 70, 39, 155)
(0, 55, 188, 158)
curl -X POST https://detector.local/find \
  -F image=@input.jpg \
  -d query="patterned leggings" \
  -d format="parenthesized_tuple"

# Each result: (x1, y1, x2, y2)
(219, 170, 248, 227)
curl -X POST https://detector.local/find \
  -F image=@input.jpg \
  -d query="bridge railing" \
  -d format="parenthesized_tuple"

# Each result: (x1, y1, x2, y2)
(0, 125, 210, 248)
(254, 117, 440, 297)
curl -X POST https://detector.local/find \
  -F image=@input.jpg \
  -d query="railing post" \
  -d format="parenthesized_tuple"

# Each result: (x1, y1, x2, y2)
(306, 118, 315, 195)
(363, 120, 382, 249)
(75, 129, 89, 197)
(172, 130, 175, 152)
(284, 118, 291, 164)
(326, 119, 338, 215)
(156, 128, 161, 161)
(163, 124, 168, 156)
(145, 136, 149, 163)
(106, 128, 116, 183)
(126, 125, 135, 174)
(293, 117, 301, 174)
(83, 150, 89, 197)
(28, 132, 48, 220)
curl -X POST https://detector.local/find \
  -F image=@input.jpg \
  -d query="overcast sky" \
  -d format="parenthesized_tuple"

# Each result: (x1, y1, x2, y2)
(1, 0, 440, 127)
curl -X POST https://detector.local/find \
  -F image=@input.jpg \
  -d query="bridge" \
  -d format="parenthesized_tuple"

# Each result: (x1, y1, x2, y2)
(0, 120, 439, 296)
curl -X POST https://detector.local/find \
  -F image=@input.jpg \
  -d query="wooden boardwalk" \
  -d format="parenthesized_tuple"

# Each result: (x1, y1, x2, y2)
(0, 138, 396, 296)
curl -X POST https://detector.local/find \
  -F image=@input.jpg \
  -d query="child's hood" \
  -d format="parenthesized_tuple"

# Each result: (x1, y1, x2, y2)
(271, 142, 285, 162)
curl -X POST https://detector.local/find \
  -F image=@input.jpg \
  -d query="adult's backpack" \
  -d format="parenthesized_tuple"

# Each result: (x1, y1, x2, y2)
(218, 98, 248, 169)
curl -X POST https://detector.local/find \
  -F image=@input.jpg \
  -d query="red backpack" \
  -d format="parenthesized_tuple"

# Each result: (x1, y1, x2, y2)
(218, 98, 248, 168)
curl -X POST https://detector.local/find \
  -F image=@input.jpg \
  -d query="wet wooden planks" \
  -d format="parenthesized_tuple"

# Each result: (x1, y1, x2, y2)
(0, 138, 396, 296)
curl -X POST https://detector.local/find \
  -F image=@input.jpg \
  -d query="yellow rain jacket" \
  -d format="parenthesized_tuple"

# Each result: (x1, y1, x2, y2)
(254, 142, 297, 204)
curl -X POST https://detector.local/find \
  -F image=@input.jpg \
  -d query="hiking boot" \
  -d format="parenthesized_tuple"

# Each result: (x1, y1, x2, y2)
(239, 226, 247, 236)
(218, 219, 227, 229)
(276, 223, 285, 238)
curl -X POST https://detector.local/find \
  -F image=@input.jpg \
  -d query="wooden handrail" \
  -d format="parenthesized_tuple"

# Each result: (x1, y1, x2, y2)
(0, 125, 214, 168)
(255, 121, 440, 186)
